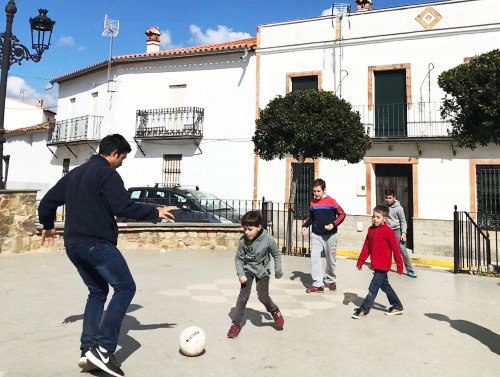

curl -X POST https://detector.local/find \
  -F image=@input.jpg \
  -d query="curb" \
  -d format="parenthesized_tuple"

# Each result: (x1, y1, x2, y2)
(337, 249, 453, 269)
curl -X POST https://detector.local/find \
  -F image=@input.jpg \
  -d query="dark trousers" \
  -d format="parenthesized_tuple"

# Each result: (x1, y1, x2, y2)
(360, 270, 403, 314)
(232, 272, 278, 326)
(66, 242, 136, 353)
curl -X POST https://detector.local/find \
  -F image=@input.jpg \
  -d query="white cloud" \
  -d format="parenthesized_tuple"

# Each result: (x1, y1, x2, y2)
(189, 25, 251, 45)
(6, 76, 57, 110)
(322, 7, 332, 16)
(57, 36, 75, 46)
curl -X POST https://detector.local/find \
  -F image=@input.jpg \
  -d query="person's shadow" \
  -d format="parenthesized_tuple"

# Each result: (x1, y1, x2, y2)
(290, 270, 313, 288)
(425, 313, 500, 356)
(342, 292, 387, 312)
(228, 307, 275, 329)
(62, 303, 176, 373)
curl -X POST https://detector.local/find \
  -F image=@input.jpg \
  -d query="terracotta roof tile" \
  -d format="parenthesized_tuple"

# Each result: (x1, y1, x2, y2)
(6, 122, 51, 134)
(52, 37, 257, 84)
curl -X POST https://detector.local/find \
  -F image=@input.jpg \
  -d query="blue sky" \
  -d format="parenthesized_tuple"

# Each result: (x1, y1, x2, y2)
(6, 0, 438, 110)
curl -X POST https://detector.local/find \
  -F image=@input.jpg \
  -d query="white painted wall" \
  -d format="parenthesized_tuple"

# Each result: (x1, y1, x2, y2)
(4, 98, 54, 130)
(256, 0, 500, 220)
(52, 51, 256, 201)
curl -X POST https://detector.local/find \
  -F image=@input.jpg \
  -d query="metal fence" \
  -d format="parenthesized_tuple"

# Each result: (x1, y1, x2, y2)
(453, 206, 499, 274)
(39, 198, 313, 255)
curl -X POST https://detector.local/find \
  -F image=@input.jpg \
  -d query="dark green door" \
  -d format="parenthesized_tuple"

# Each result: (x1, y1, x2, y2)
(374, 70, 407, 137)
(375, 164, 414, 249)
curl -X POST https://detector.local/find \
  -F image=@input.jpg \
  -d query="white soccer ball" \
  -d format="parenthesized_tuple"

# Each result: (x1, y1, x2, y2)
(179, 326, 206, 356)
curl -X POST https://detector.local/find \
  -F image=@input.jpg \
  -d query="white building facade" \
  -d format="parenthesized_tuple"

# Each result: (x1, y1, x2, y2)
(4, 0, 499, 255)
(255, 0, 500, 252)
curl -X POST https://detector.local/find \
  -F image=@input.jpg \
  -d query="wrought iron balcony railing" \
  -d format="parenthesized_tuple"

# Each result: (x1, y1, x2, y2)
(47, 115, 103, 145)
(353, 102, 452, 138)
(135, 107, 204, 139)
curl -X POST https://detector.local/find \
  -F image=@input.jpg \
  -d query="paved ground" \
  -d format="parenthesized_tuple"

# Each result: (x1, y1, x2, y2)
(0, 249, 499, 377)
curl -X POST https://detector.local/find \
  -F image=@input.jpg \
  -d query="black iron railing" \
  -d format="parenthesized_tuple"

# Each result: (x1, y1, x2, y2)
(453, 206, 499, 274)
(47, 116, 103, 145)
(135, 107, 204, 138)
(353, 102, 452, 138)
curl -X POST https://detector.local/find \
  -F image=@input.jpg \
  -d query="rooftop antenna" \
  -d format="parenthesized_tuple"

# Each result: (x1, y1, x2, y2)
(102, 15, 120, 92)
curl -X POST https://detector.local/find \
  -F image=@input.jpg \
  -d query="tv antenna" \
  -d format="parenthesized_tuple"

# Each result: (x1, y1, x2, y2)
(102, 15, 120, 92)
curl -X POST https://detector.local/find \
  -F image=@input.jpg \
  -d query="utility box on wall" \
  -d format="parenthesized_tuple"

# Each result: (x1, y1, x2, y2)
(357, 184, 366, 197)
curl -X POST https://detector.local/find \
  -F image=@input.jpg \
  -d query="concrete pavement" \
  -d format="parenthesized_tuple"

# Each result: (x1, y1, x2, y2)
(0, 249, 498, 377)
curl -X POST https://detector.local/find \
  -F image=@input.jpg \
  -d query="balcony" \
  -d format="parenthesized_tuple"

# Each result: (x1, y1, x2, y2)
(135, 107, 204, 140)
(353, 102, 452, 139)
(47, 115, 103, 146)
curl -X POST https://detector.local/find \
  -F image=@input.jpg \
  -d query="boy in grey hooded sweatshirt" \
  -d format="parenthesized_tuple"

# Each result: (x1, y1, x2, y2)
(227, 210, 284, 338)
(384, 188, 417, 278)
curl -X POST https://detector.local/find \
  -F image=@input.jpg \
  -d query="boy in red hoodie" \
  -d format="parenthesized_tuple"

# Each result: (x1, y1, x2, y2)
(353, 205, 404, 319)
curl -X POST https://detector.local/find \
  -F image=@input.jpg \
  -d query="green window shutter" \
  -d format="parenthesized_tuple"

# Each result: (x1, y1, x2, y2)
(374, 70, 406, 137)
(291, 76, 318, 92)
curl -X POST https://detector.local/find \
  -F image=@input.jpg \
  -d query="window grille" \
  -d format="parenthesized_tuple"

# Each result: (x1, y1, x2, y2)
(476, 165, 500, 227)
(292, 162, 314, 218)
(162, 154, 182, 187)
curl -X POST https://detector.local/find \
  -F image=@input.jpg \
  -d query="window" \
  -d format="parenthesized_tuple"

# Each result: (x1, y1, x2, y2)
(291, 75, 318, 92)
(291, 162, 315, 218)
(62, 158, 70, 176)
(163, 154, 182, 186)
(374, 69, 407, 137)
(476, 165, 500, 227)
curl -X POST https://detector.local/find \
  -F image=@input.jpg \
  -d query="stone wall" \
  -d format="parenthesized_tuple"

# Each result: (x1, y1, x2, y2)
(1, 190, 454, 256)
(413, 218, 454, 257)
(28, 223, 244, 252)
(0, 190, 38, 253)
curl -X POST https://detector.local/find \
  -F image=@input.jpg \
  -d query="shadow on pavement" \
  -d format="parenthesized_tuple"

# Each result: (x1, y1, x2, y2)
(289, 270, 313, 287)
(425, 313, 500, 356)
(62, 303, 176, 372)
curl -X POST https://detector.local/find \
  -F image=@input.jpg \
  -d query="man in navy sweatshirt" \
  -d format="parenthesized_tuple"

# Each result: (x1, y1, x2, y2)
(38, 134, 177, 377)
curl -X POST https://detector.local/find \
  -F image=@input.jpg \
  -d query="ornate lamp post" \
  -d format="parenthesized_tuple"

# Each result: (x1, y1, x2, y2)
(0, 0, 55, 189)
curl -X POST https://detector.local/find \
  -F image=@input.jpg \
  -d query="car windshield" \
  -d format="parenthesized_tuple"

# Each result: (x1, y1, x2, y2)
(184, 190, 232, 211)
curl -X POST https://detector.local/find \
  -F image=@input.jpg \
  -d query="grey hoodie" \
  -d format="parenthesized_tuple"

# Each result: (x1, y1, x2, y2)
(386, 199, 407, 233)
(235, 228, 283, 279)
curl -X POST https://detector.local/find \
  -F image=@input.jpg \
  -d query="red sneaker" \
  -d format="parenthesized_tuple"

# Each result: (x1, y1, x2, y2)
(227, 322, 241, 338)
(329, 282, 337, 291)
(271, 309, 284, 330)
(306, 286, 324, 293)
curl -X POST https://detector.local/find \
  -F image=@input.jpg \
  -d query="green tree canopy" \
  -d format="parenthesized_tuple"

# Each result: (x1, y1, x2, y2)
(438, 49, 500, 149)
(253, 90, 371, 163)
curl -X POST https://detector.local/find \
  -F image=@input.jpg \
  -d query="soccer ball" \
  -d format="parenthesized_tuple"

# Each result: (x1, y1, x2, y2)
(179, 326, 206, 356)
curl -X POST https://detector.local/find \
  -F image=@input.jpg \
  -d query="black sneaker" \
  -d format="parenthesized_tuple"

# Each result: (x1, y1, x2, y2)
(78, 349, 99, 372)
(85, 346, 124, 377)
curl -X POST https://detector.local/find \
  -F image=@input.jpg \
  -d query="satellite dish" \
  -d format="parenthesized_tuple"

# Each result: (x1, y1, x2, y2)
(102, 14, 119, 37)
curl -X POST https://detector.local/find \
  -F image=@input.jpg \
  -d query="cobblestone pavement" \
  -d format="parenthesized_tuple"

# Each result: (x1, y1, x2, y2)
(0, 249, 498, 377)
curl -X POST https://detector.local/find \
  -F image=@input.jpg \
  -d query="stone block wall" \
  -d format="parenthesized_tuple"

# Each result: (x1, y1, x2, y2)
(413, 218, 453, 257)
(0, 190, 38, 253)
(28, 223, 244, 253)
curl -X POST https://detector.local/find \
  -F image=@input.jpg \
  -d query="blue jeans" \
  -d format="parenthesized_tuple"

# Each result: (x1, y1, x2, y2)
(66, 242, 136, 353)
(360, 270, 403, 314)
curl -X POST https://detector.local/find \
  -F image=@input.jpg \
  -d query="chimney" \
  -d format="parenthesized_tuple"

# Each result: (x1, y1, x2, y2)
(37, 98, 43, 107)
(145, 26, 161, 53)
(356, 0, 372, 12)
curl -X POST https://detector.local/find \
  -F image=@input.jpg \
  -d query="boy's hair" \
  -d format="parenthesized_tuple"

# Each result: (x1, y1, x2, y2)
(241, 210, 263, 227)
(384, 188, 396, 197)
(373, 205, 389, 217)
(313, 178, 326, 190)
(98, 134, 132, 156)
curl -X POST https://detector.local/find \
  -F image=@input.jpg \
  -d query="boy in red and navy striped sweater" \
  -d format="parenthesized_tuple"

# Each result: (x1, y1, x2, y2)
(301, 178, 346, 293)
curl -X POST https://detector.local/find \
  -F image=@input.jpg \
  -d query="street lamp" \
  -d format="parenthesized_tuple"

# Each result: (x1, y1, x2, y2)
(0, 0, 55, 189)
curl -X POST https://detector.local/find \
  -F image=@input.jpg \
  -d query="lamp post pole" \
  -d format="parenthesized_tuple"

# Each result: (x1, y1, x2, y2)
(0, 0, 55, 189)
(0, 0, 15, 190)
